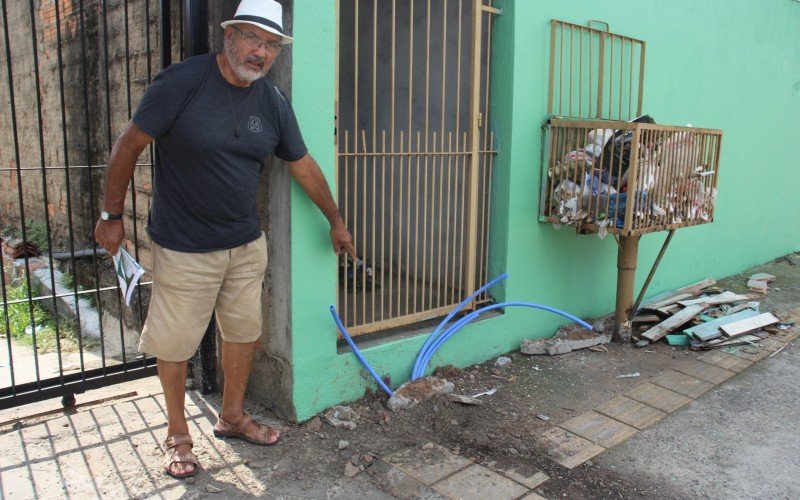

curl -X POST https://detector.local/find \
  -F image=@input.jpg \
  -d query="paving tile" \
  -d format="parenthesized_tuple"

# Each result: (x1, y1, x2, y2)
(560, 410, 638, 448)
(721, 345, 771, 362)
(432, 464, 529, 500)
(758, 337, 788, 352)
(520, 493, 548, 500)
(673, 360, 736, 385)
(771, 329, 799, 343)
(371, 459, 446, 499)
(497, 466, 549, 489)
(697, 350, 753, 373)
(626, 382, 692, 413)
(650, 370, 714, 399)
(537, 427, 605, 470)
(384, 444, 473, 485)
(595, 395, 667, 430)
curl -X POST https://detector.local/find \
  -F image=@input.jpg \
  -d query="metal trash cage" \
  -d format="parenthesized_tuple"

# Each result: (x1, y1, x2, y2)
(539, 118, 722, 236)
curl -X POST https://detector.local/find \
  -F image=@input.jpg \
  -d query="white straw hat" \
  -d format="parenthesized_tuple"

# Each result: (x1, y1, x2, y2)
(221, 0, 293, 45)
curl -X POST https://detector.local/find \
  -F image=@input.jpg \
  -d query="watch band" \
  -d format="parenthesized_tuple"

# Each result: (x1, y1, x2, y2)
(100, 210, 123, 221)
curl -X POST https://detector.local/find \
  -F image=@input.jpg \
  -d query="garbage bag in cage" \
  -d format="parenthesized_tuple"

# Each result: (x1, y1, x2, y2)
(600, 115, 656, 182)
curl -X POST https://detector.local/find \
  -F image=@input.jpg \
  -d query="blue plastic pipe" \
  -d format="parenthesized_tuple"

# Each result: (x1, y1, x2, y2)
(330, 305, 394, 396)
(411, 301, 593, 380)
(411, 273, 509, 379)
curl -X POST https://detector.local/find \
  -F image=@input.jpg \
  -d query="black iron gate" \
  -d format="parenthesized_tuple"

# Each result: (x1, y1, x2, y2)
(0, 0, 198, 410)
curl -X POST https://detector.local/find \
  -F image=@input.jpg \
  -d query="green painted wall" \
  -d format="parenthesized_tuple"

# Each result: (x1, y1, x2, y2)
(288, 0, 800, 421)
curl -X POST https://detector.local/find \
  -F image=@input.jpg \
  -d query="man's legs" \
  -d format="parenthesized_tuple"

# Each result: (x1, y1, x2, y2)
(157, 358, 194, 475)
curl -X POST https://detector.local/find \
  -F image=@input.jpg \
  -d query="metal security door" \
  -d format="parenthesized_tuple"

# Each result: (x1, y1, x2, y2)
(336, 0, 499, 335)
(0, 0, 180, 409)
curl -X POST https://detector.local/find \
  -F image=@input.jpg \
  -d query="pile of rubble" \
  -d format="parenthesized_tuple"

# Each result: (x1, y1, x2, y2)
(631, 275, 792, 349)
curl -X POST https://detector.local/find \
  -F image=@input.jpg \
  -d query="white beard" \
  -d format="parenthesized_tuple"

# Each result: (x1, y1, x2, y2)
(223, 39, 270, 83)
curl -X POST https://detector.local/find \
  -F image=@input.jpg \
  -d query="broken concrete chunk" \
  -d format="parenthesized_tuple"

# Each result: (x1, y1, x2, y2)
(447, 393, 483, 406)
(494, 356, 512, 368)
(324, 405, 360, 430)
(748, 273, 776, 282)
(387, 376, 454, 412)
(520, 334, 611, 355)
(307, 416, 323, 431)
(338, 440, 350, 450)
(747, 279, 769, 293)
(344, 462, 360, 477)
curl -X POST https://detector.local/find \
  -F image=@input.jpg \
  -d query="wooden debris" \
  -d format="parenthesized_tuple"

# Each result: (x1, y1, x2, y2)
(666, 334, 690, 346)
(677, 278, 717, 295)
(769, 345, 788, 358)
(632, 314, 660, 323)
(639, 279, 715, 312)
(748, 273, 776, 282)
(643, 293, 694, 311)
(720, 312, 780, 337)
(726, 302, 759, 315)
(684, 309, 760, 341)
(706, 334, 762, 347)
(677, 291, 753, 307)
(641, 304, 709, 342)
(656, 304, 682, 316)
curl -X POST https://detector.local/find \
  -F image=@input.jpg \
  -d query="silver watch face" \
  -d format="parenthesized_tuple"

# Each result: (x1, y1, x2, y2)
(101, 211, 110, 220)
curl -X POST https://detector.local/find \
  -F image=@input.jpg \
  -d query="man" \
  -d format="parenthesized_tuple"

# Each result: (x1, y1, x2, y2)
(94, 0, 354, 479)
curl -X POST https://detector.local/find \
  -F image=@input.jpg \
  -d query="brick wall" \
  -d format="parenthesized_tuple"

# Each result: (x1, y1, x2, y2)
(0, 0, 177, 269)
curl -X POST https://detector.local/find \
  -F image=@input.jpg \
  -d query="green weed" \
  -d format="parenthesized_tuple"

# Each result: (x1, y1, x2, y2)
(0, 277, 86, 353)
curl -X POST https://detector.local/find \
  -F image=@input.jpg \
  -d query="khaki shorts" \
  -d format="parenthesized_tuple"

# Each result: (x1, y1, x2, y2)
(138, 233, 268, 362)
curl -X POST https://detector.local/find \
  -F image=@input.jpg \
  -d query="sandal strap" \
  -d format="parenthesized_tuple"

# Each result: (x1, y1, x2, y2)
(170, 451, 198, 466)
(165, 433, 194, 450)
(233, 413, 255, 434)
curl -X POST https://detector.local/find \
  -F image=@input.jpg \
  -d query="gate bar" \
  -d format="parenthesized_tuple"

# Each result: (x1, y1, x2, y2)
(0, 360, 157, 410)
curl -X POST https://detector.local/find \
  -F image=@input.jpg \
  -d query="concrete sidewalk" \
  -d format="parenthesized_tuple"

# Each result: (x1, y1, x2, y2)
(1, 255, 799, 499)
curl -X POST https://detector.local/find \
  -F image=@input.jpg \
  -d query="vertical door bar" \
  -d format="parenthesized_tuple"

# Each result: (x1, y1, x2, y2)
(547, 20, 556, 115)
(463, 0, 483, 304)
(596, 31, 605, 119)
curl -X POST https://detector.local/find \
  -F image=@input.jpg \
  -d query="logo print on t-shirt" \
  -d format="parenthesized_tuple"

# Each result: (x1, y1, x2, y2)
(248, 116, 263, 133)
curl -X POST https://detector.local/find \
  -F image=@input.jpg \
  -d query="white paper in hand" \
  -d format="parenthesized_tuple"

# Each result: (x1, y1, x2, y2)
(113, 247, 145, 306)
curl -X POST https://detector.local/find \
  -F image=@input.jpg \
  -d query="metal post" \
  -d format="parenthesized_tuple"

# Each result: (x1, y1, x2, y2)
(614, 235, 639, 342)
(631, 229, 675, 315)
(160, 0, 171, 68)
(177, 0, 215, 393)
(182, 0, 208, 58)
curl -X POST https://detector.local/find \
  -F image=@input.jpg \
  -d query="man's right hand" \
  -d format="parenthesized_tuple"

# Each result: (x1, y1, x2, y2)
(95, 219, 125, 256)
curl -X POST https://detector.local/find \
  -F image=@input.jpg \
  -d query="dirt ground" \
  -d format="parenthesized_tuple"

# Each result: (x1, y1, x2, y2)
(1, 252, 798, 499)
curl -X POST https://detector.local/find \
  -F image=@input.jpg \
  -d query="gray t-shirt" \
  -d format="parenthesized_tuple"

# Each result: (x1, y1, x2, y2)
(133, 53, 307, 252)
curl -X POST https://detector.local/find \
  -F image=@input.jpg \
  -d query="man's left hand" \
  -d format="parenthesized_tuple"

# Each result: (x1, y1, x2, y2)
(330, 223, 356, 259)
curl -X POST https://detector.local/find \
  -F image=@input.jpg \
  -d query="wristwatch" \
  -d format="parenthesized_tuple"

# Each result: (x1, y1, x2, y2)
(100, 210, 123, 221)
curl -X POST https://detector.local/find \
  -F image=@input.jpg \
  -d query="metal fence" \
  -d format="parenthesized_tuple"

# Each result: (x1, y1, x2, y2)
(336, 0, 499, 336)
(0, 0, 180, 409)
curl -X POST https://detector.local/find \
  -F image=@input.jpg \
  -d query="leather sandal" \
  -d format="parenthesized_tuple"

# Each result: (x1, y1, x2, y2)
(163, 433, 199, 479)
(213, 413, 281, 446)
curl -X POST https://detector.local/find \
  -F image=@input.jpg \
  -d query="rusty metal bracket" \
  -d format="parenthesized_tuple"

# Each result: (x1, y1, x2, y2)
(631, 229, 676, 314)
